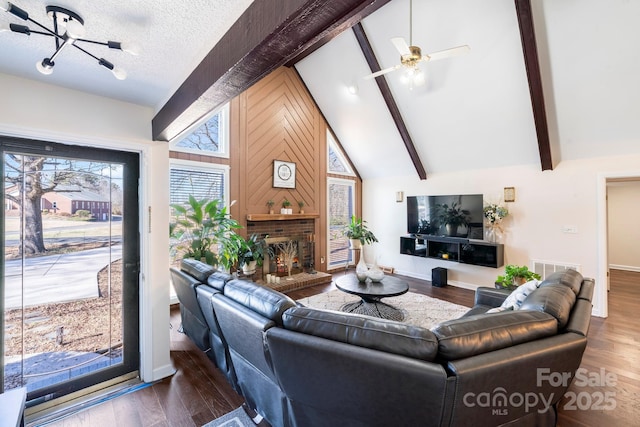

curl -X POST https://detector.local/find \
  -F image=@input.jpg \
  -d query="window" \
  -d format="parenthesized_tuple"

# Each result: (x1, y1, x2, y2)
(327, 178, 355, 269)
(169, 159, 230, 266)
(327, 130, 354, 176)
(170, 103, 230, 158)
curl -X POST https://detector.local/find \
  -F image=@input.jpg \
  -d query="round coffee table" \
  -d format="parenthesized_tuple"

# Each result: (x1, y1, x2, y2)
(335, 274, 409, 321)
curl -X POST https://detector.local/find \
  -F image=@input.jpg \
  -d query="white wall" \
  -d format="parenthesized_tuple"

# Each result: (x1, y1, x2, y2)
(363, 153, 640, 318)
(607, 181, 640, 271)
(0, 73, 173, 382)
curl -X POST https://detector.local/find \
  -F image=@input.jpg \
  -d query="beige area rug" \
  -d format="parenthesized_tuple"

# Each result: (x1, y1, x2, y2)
(297, 290, 470, 330)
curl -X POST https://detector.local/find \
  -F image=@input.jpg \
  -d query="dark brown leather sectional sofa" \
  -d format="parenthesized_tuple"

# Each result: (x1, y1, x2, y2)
(170, 260, 593, 427)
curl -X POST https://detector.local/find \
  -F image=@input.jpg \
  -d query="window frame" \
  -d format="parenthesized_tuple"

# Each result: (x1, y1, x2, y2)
(169, 103, 230, 159)
(169, 158, 231, 210)
(326, 130, 355, 177)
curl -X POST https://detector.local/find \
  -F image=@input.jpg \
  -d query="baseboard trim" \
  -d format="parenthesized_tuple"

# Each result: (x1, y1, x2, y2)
(152, 363, 177, 382)
(609, 264, 640, 273)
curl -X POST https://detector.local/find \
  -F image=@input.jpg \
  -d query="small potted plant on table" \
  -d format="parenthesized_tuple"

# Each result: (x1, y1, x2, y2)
(281, 198, 292, 214)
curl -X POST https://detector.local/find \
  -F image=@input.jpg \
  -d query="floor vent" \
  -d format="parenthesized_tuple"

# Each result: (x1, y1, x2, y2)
(531, 259, 581, 280)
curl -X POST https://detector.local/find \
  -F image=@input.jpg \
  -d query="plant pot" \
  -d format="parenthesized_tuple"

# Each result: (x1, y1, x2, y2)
(299, 209, 304, 214)
(242, 260, 257, 275)
(269, 209, 274, 214)
(445, 224, 458, 237)
(349, 239, 362, 250)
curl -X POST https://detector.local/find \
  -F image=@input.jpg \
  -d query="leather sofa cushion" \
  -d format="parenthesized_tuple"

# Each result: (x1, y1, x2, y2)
(223, 279, 296, 326)
(181, 258, 216, 283)
(431, 310, 557, 360)
(282, 306, 439, 361)
(539, 269, 582, 295)
(207, 271, 233, 291)
(520, 283, 576, 329)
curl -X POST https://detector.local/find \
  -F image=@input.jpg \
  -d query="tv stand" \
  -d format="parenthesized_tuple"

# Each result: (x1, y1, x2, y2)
(400, 235, 504, 268)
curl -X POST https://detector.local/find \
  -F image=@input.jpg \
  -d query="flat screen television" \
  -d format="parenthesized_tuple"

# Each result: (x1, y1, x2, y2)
(407, 194, 484, 239)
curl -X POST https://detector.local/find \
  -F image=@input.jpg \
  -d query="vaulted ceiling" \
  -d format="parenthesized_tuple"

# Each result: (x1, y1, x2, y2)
(2, 0, 639, 180)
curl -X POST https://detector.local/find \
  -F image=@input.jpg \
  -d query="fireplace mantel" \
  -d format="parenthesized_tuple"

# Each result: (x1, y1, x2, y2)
(246, 213, 320, 221)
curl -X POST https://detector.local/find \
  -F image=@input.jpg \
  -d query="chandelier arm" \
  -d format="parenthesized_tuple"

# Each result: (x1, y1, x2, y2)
(72, 42, 101, 61)
(26, 17, 61, 40)
(51, 9, 60, 50)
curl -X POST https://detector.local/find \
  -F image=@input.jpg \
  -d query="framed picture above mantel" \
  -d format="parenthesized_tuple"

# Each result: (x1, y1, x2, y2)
(273, 160, 296, 188)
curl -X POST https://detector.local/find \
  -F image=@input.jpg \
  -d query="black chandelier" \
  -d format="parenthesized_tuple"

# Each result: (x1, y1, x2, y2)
(0, 1, 138, 79)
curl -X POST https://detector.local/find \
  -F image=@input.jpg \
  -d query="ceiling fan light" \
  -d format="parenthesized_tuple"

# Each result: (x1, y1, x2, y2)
(36, 58, 54, 75)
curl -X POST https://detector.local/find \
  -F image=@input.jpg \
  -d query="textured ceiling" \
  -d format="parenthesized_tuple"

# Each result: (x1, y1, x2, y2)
(0, 0, 254, 110)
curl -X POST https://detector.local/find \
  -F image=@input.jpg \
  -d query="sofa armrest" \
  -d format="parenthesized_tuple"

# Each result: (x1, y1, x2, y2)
(474, 287, 511, 307)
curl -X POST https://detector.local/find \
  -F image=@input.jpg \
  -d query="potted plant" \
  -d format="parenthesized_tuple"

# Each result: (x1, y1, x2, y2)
(238, 233, 266, 275)
(495, 265, 541, 290)
(297, 200, 305, 214)
(281, 198, 292, 214)
(344, 216, 378, 249)
(266, 199, 275, 214)
(436, 202, 470, 237)
(170, 195, 243, 270)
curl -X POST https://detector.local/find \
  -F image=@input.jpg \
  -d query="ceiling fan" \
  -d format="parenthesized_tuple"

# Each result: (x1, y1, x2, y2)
(364, 0, 470, 84)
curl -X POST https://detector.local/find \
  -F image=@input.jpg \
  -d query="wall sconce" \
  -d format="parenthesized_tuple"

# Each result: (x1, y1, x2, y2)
(396, 191, 404, 203)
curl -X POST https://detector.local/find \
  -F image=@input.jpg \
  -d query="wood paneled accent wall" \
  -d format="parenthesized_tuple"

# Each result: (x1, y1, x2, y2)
(169, 67, 361, 273)
(229, 67, 361, 272)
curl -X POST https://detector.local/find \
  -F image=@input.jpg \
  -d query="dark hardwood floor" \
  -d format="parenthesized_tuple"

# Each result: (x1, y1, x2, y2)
(42, 270, 639, 426)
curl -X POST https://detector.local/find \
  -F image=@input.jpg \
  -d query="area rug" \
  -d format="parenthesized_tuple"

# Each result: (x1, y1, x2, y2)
(297, 290, 470, 330)
(202, 406, 255, 427)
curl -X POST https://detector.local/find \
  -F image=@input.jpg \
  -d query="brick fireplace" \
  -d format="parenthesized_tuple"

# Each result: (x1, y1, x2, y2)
(246, 216, 330, 292)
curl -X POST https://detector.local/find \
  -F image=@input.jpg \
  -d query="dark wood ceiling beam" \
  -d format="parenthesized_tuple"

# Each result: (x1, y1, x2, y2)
(352, 23, 427, 180)
(515, 0, 553, 171)
(152, 0, 391, 142)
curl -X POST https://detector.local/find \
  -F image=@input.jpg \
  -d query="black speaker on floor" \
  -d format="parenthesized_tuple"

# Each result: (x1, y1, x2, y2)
(432, 267, 448, 287)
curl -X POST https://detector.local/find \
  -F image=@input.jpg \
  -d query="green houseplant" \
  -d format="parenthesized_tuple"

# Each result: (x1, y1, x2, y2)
(238, 233, 266, 275)
(436, 202, 470, 237)
(495, 265, 541, 290)
(344, 216, 378, 248)
(170, 195, 243, 270)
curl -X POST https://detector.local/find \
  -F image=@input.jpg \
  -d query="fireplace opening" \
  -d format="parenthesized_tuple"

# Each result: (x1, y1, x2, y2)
(264, 235, 314, 277)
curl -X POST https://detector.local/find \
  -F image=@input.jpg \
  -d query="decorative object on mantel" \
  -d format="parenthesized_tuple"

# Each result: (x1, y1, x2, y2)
(281, 198, 292, 214)
(273, 160, 296, 189)
(495, 265, 540, 290)
(266, 199, 275, 214)
(297, 200, 305, 214)
(483, 202, 508, 243)
(0, 2, 138, 79)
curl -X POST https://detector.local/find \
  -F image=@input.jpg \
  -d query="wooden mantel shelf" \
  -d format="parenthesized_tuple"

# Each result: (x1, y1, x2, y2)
(247, 213, 320, 221)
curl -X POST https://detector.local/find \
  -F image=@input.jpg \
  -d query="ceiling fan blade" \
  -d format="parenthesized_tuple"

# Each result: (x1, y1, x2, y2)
(423, 45, 470, 62)
(363, 64, 402, 80)
(391, 37, 411, 56)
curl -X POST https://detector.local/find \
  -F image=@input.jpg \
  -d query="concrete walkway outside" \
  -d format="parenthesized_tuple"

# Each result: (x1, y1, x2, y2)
(4, 245, 122, 310)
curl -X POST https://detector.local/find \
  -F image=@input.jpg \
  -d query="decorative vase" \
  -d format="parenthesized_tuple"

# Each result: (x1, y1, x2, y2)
(485, 224, 502, 243)
(368, 257, 384, 282)
(355, 247, 368, 282)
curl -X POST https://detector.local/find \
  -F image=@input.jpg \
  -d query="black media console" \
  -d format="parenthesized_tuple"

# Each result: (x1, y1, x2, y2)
(400, 235, 504, 268)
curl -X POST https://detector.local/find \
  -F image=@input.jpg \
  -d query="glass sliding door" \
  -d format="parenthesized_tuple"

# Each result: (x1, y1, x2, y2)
(1, 138, 139, 405)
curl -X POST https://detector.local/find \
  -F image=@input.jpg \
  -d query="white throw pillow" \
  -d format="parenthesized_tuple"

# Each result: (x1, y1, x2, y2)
(486, 305, 514, 314)
(500, 280, 540, 310)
